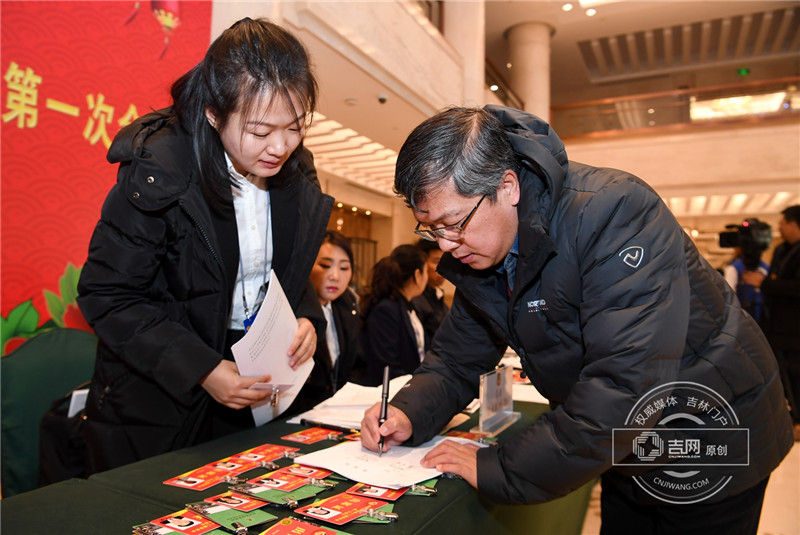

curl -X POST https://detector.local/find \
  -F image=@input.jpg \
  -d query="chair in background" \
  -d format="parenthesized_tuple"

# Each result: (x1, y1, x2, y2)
(0, 328, 97, 497)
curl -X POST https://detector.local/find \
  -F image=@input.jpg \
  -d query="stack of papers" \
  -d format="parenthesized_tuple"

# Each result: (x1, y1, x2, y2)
(287, 375, 413, 430)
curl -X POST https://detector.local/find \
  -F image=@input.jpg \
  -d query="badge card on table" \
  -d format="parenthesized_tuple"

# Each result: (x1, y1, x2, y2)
(163, 458, 255, 491)
(229, 481, 332, 507)
(234, 443, 300, 462)
(145, 509, 223, 534)
(203, 492, 266, 511)
(282, 427, 342, 444)
(272, 464, 334, 480)
(186, 501, 277, 532)
(258, 517, 354, 535)
(132, 522, 228, 535)
(246, 471, 311, 492)
(294, 493, 389, 526)
(164, 444, 300, 490)
(345, 482, 407, 501)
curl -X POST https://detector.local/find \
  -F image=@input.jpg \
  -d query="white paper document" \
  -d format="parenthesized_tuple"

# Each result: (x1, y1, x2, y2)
(286, 375, 412, 430)
(294, 436, 485, 489)
(232, 270, 314, 426)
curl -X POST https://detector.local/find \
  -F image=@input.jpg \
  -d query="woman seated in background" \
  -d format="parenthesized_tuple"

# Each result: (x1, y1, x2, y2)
(288, 231, 360, 414)
(356, 244, 428, 386)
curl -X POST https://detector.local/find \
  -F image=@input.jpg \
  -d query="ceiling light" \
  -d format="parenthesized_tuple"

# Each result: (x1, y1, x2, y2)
(506, 62, 512, 69)
(365, 210, 371, 216)
(586, 8, 597, 16)
(351, 206, 358, 212)
(490, 85, 499, 92)
(690, 92, 787, 121)
(337, 202, 343, 208)
(562, 3, 574, 11)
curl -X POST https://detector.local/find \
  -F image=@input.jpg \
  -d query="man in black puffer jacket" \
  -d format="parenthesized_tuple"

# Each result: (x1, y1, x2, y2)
(361, 106, 792, 535)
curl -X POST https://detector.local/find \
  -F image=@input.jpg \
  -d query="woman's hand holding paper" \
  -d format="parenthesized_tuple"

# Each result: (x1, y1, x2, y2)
(288, 317, 317, 369)
(199, 359, 271, 409)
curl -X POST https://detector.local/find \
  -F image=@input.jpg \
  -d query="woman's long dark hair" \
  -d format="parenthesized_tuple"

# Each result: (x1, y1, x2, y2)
(170, 18, 318, 208)
(360, 244, 426, 322)
(321, 230, 354, 265)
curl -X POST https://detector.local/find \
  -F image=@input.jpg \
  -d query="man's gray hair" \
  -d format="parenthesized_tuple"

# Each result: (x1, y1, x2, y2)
(394, 107, 520, 211)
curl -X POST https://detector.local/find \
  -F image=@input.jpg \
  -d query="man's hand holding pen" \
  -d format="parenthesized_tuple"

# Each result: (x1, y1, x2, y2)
(360, 402, 413, 455)
(378, 366, 390, 456)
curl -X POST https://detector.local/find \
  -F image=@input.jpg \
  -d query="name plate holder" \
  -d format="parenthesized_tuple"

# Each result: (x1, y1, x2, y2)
(471, 365, 520, 437)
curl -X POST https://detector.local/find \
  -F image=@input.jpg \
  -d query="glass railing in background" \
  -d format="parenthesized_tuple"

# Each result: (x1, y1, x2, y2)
(550, 76, 800, 139)
(486, 60, 524, 110)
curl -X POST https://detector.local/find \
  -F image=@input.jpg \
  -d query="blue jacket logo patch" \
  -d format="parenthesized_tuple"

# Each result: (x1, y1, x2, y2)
(619, 246, 644, 268)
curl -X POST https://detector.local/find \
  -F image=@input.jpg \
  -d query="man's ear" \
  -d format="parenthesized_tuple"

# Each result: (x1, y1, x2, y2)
(204, 107, 217, 129)
(501, 169, 521, 206)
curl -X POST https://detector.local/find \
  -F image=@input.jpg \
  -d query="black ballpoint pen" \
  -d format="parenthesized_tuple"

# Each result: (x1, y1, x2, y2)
(378, 365, 390, 456)
(298, 419, 359, 435)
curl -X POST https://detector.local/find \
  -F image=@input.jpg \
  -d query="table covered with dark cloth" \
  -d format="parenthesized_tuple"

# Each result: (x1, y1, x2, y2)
(1, 402, 595, 535)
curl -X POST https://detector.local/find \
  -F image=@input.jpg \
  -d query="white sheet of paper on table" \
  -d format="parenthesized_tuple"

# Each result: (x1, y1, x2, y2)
(286, 375, 412, 430)
(294, 436, 485, 489)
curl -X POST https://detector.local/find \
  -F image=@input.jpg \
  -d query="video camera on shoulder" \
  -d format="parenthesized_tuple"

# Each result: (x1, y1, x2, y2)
(718, 218, 773, 270)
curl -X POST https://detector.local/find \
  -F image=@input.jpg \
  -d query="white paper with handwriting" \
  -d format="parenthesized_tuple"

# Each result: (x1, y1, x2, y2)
(231, 270, 314, 426)
(294, 436, 485, 489)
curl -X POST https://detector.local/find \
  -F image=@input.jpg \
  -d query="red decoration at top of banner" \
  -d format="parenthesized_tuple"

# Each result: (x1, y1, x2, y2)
(1, 1, 212, 338)
(124, 0, 185, 60)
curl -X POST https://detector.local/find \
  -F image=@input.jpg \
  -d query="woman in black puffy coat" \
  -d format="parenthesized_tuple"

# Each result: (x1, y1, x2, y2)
(77, 18, 332, 473)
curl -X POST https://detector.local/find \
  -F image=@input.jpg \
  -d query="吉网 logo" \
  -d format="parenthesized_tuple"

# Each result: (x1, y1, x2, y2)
(612, 382, 749, 504)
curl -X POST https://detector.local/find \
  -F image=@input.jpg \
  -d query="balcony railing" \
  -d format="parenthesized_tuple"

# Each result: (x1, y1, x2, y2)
(550, 77, 800, 139)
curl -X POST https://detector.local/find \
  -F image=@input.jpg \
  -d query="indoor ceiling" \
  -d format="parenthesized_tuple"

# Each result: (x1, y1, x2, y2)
(301, 1, 800, 218)
(485, 1, 800, 94)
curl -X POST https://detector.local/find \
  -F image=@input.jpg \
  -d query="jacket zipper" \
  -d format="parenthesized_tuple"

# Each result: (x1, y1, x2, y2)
(180, 201, 222, 268)
(180, 201, 231, 350)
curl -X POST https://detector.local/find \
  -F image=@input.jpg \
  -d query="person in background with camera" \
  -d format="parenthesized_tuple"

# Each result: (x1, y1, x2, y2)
(411, 239, 450, 352)
(721, 219, 772, 323)
(742, 205, 800, 440)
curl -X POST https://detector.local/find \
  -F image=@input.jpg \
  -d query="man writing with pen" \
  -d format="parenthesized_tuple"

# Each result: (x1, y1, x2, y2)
(360, 106, 791, 535)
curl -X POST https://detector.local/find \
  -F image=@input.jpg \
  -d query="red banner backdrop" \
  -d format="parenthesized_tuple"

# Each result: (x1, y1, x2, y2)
(1, 1, 212, 353)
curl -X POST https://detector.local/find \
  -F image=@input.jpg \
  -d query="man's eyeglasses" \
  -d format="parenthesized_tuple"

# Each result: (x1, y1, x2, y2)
(414, 194, 487, 242)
